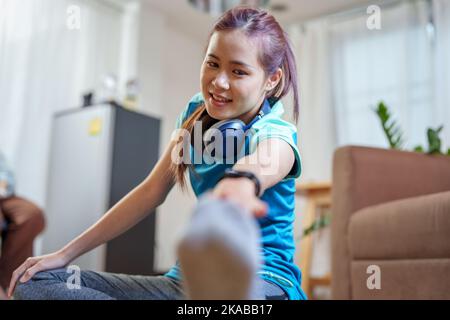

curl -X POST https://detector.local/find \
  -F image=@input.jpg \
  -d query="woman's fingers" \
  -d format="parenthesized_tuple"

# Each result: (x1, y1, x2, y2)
(227, 195, 267, 218)
(8, 258, 37, 297)
(19, 262, 42, 283)
(211, 180, 268, 217)
(7, 252, 69, 298)
(253, 199, 268, 217)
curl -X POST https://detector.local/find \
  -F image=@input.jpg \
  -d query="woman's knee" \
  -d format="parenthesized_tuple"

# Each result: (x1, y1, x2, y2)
(14, 280, 35, 300)
(13, 270, 61, 300)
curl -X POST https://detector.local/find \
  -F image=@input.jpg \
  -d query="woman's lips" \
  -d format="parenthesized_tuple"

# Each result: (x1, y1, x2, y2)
(209, 92, 232, 107)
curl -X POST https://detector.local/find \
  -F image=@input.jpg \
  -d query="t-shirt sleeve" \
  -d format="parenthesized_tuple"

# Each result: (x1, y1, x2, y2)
(174, 92, 204, 129)
(248, 118, 302, 180)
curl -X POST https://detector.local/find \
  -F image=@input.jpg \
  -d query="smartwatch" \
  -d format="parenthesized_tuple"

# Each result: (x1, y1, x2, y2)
(219, 168, 261, 197)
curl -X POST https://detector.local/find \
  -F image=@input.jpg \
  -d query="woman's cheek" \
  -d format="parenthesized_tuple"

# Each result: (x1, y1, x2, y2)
(200, 69, 210, 85)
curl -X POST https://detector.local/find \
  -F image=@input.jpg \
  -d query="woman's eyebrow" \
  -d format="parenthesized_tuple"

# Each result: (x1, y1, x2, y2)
(207, 54, 255, 70)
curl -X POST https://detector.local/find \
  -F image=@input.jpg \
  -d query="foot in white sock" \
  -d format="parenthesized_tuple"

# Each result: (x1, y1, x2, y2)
(177, 193, 261, 300)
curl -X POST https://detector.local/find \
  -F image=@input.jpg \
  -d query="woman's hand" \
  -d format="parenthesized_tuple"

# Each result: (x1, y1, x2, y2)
(212, 177, 268, 217)
(8, 250, 70, 298)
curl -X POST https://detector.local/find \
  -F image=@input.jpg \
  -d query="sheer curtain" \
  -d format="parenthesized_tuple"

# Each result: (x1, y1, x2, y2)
(289, 0, 450, 183)
(330, 0, 438, 150)
(0, 0, 124, 206)
(433, 0, 450, 144)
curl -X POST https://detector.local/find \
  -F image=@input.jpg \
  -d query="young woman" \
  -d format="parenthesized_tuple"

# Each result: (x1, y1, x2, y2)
(8, 6, 306, 300)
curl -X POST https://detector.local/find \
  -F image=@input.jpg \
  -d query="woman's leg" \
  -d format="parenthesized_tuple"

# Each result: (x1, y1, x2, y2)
(15, 268, 185, 300)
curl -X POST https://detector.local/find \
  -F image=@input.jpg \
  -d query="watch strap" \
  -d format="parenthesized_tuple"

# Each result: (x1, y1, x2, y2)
(219, 168, 261, 197)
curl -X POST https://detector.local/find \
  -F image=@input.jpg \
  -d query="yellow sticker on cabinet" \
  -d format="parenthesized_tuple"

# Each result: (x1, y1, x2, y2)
(89, 118, 102, 136)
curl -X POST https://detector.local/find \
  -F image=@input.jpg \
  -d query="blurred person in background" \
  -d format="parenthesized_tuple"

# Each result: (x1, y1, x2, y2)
(0, 151, 45, 299)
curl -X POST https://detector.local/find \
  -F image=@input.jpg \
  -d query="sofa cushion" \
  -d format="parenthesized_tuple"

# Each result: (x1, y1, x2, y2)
(348, 191, 450, 260)
(350, 259, 450, 299)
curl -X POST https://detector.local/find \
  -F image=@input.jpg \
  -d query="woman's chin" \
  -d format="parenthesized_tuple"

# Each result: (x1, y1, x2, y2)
(205, 104, 228, 120)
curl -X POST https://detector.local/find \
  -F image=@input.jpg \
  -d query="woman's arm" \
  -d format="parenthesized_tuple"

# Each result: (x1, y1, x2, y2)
(213, 138, 295, 216)
(8, 138, 178, 293)
(233, 138, 295, 192)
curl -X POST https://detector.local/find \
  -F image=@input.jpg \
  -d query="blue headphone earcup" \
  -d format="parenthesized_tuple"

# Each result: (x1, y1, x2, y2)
(204, 119, 247, 162)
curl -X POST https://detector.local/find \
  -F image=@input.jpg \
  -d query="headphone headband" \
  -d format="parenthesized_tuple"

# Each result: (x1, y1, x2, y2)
(208, 99, 271, 133)
(243, 99, 272, 130)
(200, 99, 272, 163)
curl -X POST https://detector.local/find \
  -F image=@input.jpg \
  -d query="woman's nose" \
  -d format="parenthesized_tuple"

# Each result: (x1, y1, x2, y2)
(212, 72, 230, 90)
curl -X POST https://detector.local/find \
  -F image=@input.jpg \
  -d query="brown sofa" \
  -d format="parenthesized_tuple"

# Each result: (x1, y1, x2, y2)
(331, 146, 450, 299)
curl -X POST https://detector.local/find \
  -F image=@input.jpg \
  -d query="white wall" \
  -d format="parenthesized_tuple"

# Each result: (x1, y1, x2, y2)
(134, 2, 206, 272)
(117, 2, 140, 100)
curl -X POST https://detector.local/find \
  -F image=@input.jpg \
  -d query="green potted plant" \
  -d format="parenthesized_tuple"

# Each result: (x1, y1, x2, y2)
(373, 101, 450, 156)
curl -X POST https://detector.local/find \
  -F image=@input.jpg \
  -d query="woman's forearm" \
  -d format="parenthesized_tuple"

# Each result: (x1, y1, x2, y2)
(233, 138, 294, 195)
(59, 181, 163, 263)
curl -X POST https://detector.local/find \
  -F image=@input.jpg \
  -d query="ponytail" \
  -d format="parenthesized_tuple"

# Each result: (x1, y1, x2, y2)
(169, 103, 218, 191)
(282, 34, 300, 124)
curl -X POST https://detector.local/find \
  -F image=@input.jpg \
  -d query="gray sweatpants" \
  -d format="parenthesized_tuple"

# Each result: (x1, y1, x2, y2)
(14, 268, 287, 300)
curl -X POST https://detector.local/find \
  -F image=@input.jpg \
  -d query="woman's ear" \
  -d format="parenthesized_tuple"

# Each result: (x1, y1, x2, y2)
(265, 68, 283, 92)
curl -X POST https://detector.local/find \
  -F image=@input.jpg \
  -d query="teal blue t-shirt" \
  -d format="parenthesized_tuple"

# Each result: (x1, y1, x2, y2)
(165, 92, 307, 300)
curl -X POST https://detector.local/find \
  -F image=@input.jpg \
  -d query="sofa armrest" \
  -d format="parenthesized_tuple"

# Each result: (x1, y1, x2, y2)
(331, 146, 450, 299)
(349, 190, 450, 260)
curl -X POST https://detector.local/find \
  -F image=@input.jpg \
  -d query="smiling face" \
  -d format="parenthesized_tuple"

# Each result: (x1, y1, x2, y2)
(200, 30, 281, 124)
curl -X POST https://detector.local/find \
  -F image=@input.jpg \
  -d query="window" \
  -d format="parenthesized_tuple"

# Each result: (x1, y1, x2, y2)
(330, 0, 439, 150)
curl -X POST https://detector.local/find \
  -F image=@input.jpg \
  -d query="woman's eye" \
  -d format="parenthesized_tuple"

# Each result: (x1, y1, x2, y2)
(233, 70, 247, 76)
(206, 61, 218, 68)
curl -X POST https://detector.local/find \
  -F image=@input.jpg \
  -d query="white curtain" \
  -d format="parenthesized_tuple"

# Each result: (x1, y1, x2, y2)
(289, 0, 450, 182)
(0, 0, 124, 206)
(330, 0, 448, 151)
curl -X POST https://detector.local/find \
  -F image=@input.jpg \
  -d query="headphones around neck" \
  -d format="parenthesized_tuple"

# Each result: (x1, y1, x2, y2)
(201, 99, 272, 163)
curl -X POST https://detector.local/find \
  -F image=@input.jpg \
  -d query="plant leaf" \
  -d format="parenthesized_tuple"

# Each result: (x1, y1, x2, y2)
(373, 101, 404, 150)
(427, 126, 442, 154)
